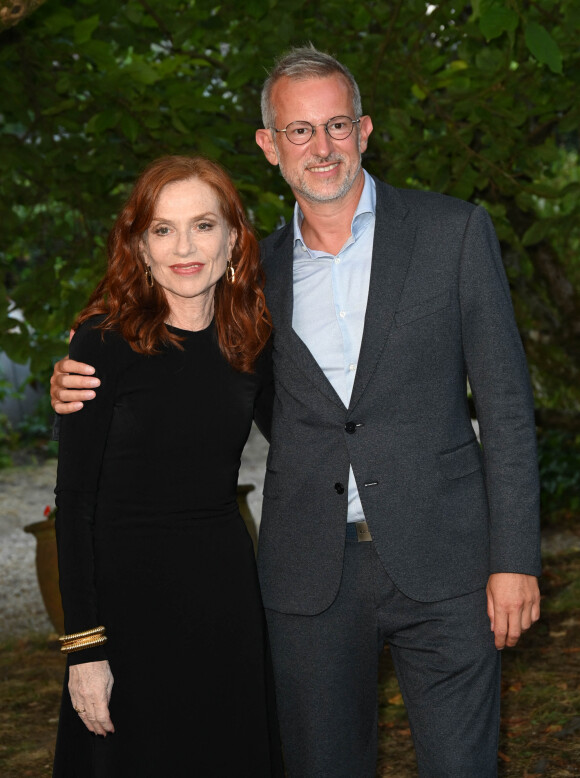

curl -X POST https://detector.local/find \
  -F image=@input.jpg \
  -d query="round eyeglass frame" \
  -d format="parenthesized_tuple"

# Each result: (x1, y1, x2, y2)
(272, 115, 361, 146)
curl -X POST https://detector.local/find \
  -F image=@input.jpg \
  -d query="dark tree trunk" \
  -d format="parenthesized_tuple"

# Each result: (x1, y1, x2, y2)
(0, 0, 48, 31)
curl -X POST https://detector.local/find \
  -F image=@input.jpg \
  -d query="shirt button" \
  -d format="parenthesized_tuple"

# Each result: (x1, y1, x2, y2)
(349, 363, 356, 371)
(339, 311, 346, 318)
(334, 257, 341, 264)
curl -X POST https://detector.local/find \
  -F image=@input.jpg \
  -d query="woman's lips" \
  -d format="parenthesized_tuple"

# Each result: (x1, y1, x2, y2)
(170, 262, 204, 274)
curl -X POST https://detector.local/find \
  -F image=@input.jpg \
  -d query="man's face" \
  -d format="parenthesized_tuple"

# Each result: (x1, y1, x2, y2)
(256, 75, 373, 206)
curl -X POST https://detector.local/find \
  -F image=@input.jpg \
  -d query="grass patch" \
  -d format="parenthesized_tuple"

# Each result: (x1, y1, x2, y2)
(0, 635, 63, 777)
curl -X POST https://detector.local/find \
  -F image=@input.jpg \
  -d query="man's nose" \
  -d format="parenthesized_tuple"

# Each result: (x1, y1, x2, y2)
(310, 124, 333, 157)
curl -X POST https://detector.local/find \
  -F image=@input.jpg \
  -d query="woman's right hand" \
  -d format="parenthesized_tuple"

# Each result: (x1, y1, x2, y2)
(50, 357, 100, 414)
(68, 660, 115, 736)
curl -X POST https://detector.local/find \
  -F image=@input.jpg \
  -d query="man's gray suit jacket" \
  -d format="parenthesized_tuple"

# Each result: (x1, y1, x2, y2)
(257, 178, 541, 616)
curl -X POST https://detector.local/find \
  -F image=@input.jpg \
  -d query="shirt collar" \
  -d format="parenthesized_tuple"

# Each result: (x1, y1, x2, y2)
(293, 169, 376, 251)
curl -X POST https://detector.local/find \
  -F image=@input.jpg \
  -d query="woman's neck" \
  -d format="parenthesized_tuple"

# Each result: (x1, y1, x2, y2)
(165, 292, 214, 332)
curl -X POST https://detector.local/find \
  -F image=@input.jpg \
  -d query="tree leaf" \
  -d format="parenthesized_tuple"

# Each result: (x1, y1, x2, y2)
(85, 110, 120, 134)
(522, 220, 552, 247)
(479, 4, 518, 41)
(119, 113, 140, 142)
(411, 83, 427, 100)
(74, 14, 100, 44)
(525, 22, 563, 74)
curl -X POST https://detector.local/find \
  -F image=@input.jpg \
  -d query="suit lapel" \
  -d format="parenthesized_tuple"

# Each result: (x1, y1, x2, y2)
(265, 224, 345, 409)
(349, 180, 415, 410)
(264, 178, 415, 412)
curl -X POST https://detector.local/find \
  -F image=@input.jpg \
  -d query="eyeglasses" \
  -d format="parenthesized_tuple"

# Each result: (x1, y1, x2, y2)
(272, 116, 360, 146)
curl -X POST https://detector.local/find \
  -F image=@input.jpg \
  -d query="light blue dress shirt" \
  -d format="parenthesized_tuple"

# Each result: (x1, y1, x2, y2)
(292, 170, 376, 522)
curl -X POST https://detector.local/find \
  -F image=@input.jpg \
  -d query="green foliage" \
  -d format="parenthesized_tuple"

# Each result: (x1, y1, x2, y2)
(524, 21, 563, 74)
(0, 0, 579, 416)
(0, 413, 17, 467)
(0, 394, 57, 468)
(15, 393, 54, 439)
(537, 429, 580, 519)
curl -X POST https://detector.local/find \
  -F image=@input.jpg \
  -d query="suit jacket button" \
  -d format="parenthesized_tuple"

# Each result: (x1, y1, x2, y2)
(334, 482, 345, 494)
(345, 421, 356, 434)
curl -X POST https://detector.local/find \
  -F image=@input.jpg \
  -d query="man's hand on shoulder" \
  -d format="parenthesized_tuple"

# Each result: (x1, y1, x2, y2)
(486, 572, 540, 650)
(50, 358, 100, 414)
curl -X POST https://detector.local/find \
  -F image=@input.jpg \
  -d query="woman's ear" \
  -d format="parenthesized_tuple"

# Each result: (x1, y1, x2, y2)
(228, 229, 238, 258)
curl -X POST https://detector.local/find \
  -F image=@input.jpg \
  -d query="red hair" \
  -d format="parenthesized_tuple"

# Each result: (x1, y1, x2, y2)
(75, 156, 271, 372)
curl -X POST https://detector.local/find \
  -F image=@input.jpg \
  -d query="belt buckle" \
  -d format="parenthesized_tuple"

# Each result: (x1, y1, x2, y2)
(356, 521, 372, 542)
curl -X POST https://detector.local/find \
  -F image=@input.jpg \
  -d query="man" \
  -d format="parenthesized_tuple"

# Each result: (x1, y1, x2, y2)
(51, 47, 541, 777)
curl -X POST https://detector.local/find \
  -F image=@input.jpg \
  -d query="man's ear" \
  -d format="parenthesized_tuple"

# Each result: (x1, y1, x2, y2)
(255, 129, 280, 167)
(358, 116, 373, 155)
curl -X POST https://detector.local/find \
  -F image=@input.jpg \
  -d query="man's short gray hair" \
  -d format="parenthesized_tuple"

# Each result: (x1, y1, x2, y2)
(260, 44, 363, 129)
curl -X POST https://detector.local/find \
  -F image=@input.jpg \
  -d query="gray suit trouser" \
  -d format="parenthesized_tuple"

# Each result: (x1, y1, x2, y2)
(265, 538, 501, 778)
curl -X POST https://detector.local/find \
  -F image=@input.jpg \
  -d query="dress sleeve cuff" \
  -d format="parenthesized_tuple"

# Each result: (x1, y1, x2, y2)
(67, 645, 108, 666)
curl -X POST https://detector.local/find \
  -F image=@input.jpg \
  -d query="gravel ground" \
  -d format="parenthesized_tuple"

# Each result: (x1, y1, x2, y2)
(1, 425, 578, 640)
(0, 425, 269, 639)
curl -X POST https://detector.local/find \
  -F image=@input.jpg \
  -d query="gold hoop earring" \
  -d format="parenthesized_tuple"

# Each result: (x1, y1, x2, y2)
(226, 260, 235, 285)
(145, 265, 154, 288)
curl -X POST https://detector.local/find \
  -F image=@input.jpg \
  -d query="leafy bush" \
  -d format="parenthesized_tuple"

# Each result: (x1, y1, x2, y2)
(538, 429, 580, 521)
(0, 413, 17, 467)
(1, 0, 579, 414)
(0, 396, 57, 468)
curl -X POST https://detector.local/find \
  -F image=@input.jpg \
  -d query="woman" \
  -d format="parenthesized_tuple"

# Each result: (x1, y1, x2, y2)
(52, 156, 283, 777)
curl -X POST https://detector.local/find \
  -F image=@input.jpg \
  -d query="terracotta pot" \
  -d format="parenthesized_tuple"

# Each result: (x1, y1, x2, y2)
(23, 518, 64, 634)
(23, 485, 258, 634)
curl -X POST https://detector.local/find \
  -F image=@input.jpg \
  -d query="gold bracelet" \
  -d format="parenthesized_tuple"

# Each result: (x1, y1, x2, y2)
(59, 626, 107, 654)
(58, 625, 105, 643)
(60, 635, 108, 654)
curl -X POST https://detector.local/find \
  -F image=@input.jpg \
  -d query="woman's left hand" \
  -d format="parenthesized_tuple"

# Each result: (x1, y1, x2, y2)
(68, 660, 115, 736)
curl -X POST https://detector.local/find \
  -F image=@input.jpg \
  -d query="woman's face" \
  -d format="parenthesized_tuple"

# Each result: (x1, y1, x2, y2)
(140, 177, 236, 313)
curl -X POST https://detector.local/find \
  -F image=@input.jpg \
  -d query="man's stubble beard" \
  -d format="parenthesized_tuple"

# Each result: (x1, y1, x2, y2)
(275, 136, 363, 205)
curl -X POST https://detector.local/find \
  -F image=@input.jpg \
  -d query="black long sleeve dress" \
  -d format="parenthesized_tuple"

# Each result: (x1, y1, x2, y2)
(52, 317, 283, 777)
